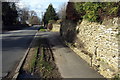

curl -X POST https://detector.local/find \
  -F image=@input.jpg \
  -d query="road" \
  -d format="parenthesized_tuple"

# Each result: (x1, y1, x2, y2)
(1, 26, 39, 78)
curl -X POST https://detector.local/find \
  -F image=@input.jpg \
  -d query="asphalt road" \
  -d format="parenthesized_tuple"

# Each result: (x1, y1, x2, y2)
(1, 26, 39, 78)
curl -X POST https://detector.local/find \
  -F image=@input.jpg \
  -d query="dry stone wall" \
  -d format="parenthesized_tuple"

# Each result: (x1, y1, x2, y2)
(52, 23, 60, 32)
(60, 17, 120, 78)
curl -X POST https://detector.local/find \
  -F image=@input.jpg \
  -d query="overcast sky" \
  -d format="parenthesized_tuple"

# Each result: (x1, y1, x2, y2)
(17, 0, 69, 18)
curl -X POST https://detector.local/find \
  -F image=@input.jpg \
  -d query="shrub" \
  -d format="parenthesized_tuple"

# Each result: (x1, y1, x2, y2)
(57, 20, 62, 24)
(74, 2, 85, 20)
(67, 2, 120, 22)
(82, 2, 100, 22)
(49, 20, 55, 24)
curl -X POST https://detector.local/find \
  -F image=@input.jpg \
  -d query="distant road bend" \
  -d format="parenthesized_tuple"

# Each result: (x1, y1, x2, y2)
(1, 26, 40, 78)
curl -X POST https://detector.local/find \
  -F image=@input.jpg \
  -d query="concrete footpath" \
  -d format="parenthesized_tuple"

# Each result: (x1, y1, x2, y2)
(38, 31, 105, 78)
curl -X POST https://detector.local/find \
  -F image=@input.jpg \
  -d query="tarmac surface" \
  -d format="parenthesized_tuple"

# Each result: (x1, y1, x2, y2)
(1, 26, 39, 78)
(36, 31, 105, 78)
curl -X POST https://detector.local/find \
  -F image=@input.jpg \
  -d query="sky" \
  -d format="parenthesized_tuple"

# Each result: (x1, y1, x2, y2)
(17, 0, 69, 19)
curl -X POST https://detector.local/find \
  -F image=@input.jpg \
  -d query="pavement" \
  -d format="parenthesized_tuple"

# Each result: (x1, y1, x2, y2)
(37, 31, 105, 78)
(1, 26, 40, 78)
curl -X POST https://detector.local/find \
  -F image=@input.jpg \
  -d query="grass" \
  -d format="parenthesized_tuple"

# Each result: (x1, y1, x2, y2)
(39, 29, 46, 32)
(39, 26, 46, 32)
(29, 47, 38, 73)
(37, 47, 54, 77)
(39, 47, 53, 70)
(28, 44, 55, 78)
(27, 40, 61, 78)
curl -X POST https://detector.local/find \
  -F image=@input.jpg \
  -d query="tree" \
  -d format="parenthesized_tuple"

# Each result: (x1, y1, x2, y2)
(29, 10, 37, 17)
(18, 7, 29, 24)
(58, 3, 67, 20)
(2, 2, 18, 25)
(43, 4, 58, 26)
(29, 16, 40, 25)
(66, 2, 79, 22)
(28, 10, 40, 25)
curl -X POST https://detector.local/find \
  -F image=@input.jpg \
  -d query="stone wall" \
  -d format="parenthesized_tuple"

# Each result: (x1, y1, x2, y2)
(52, 23, 60, 32)
(60, 17, 120, 78)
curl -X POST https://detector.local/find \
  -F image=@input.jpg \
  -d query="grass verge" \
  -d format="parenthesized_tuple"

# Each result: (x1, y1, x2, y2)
(39, 26, 46, 32)
(29, 47, 38, 73)
(37, 47, 54, 78)
(18, 38, 61, 79)
(39, 29, 46, 32)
